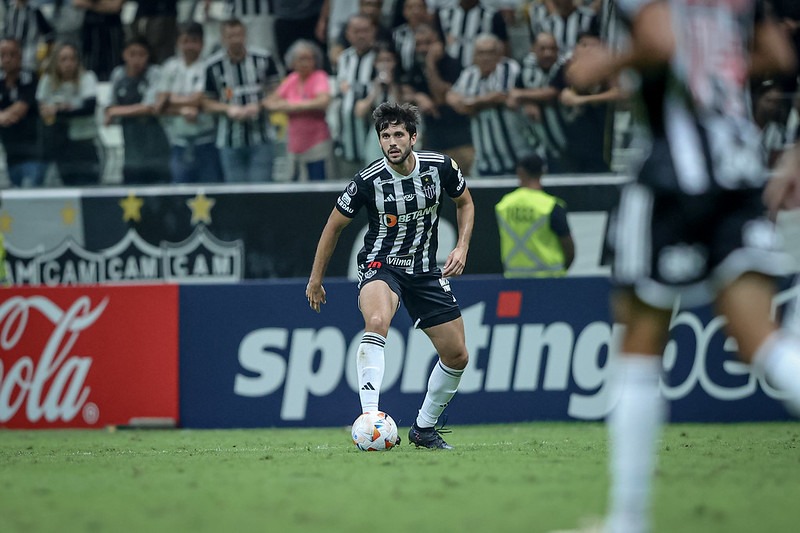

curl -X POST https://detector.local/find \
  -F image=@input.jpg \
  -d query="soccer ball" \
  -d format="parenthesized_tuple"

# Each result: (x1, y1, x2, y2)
(351, 411, 398, 451)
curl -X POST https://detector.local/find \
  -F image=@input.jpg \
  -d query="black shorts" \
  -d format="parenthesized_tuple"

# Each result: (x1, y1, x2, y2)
(357, 263, 461, 329)
(610, 183, 794, 309)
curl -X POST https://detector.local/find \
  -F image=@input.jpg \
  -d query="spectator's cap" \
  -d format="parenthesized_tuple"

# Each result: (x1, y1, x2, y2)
(517, 154, 545, 178)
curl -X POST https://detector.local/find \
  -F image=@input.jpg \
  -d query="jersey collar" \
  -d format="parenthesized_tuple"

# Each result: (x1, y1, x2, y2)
(383, 151, 420, 180)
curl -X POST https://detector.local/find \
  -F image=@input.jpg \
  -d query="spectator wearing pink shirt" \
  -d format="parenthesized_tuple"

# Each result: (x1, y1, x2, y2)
(263, 40, 333, 181)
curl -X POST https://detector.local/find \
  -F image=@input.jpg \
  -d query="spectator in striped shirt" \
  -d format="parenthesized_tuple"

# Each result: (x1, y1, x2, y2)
(527, 0, 597, 57)
(202, 19, 281, 182)
(447, 33, 526, 176)
(438, 0, 509, 69)
(2, 0, 54, 72)
(401, 22, 474, 175)
(205, 0, 278, 60)
(392, 0, 437, 73)
(507, 31, 568, 171)
(333, 14, 378, 178)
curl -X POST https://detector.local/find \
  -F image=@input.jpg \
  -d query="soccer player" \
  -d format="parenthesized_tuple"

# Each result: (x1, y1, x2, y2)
(306, 102, 475, 449)
(562, 1, 800, 532)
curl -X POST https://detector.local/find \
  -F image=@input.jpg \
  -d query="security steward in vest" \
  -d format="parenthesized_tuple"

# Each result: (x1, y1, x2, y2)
(495, 153, 575, 277)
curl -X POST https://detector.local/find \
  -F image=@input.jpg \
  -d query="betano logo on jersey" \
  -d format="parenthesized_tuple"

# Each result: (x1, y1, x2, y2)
(381, 204, 439, 227)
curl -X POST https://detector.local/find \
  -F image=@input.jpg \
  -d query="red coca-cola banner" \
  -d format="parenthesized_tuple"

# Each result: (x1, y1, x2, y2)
(0, 285, 179, 428)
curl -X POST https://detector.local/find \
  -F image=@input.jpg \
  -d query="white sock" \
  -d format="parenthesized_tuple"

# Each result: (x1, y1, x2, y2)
(357, 332, 386, 413)
(416, 360, 464, 428)
(607, 355, 665, 533)
(754, 332, 800, 416)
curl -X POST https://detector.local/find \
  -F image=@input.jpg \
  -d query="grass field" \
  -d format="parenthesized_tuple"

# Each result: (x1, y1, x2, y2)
(1, 422, 797, 533)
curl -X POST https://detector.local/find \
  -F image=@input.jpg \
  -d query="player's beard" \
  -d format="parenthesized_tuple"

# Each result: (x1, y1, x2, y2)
(383, 144, 413, 165)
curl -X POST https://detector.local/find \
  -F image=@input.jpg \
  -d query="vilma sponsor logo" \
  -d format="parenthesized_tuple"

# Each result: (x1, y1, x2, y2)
(232, 285, 800, 421)
(0, 296, 107, 424)
(386, 255, 413, 268)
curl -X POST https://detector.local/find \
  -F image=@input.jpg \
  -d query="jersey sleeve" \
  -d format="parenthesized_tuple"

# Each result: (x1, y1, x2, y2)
(441, 156, 467, 198)
(335, 174, 369, 218)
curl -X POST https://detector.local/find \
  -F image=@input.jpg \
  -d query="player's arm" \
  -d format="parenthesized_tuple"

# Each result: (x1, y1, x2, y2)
(442, 188, 474, 278)
(567, 0, 673, 90)
(306, 209, 353, 312)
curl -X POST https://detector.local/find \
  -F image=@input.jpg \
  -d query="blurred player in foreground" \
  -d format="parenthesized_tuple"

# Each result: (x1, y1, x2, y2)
(563, 0, 800, 531)
(306, 102, 474, 449)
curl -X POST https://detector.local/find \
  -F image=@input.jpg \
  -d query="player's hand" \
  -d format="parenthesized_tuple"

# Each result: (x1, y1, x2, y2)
(764, 145, 800, 218)
(306, 281, 327, 312)
(442, 247, 467, 278)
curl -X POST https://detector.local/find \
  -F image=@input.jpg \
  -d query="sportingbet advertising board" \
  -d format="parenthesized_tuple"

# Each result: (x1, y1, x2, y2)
(179, 277, 799, 428)
(0, 285, 179, 428)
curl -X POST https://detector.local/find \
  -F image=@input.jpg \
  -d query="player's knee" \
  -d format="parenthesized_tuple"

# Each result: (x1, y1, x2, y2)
(442, 348, 468, 371)
(363, 314, 391, 337)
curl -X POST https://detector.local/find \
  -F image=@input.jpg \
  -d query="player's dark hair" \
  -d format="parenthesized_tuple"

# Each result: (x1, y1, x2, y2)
(372, 102, 419, 136)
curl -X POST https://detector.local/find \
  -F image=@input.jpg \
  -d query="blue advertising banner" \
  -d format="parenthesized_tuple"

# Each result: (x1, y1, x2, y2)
(179, 277, 799, 428)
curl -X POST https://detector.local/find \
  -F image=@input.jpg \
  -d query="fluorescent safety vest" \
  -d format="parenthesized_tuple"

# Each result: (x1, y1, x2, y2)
(495, 187, 566, 278)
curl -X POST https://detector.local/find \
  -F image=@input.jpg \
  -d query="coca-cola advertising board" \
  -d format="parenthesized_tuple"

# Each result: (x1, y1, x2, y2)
(0, 285, 179, 428)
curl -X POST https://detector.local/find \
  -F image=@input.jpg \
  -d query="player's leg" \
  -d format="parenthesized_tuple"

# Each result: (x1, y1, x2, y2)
(419, 316, 469, 420)
(717, 272, 800, 414)
(401, 273, 466, 448)
(356, 279, 400, 413)
(407, 316, 468, 449)
(605, 182, 674, 533)
(606, 290, 670, 533)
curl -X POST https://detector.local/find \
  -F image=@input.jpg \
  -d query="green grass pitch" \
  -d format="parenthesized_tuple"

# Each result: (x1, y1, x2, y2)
(1, 422, 797, 532)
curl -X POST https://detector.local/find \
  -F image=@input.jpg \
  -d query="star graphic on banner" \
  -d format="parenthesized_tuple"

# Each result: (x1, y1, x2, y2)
(119, 192, 144, 222)
(0, 212, 12, 233)
(61, 202, 77, 225)
(187, 192, 216, 225)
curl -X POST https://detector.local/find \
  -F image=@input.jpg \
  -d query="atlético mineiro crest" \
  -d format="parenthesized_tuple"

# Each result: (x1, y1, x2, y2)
(420, 173, 437, 200)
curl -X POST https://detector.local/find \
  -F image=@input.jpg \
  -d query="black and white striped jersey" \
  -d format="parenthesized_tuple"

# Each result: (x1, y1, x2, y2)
(518, 53, 568, 157)
(451, 57, 523, 175)
(619, 0, 767, 193)
(335, 151, 467, 274)
(204, 48, 280, 148)
(438, 4, 508, 68)
(2, 2, 53, 71)
(224, 0, 274, 16)
(335, 47, 377, 163)
(528, 4, 596, 56)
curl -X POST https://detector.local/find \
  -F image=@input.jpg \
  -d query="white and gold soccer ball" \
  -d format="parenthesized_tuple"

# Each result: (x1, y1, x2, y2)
(351, 411, 398, 451)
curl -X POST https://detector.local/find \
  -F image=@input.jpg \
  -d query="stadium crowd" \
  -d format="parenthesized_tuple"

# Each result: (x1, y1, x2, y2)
(1, 0, 799, 186)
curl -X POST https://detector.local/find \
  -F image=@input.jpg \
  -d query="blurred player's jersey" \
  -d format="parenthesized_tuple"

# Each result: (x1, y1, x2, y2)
(619, 0, 767, 193)
(335, 151, 467, 274)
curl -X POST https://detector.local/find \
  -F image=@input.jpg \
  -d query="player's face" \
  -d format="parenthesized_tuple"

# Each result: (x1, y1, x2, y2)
(379, 123, 417, 165)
